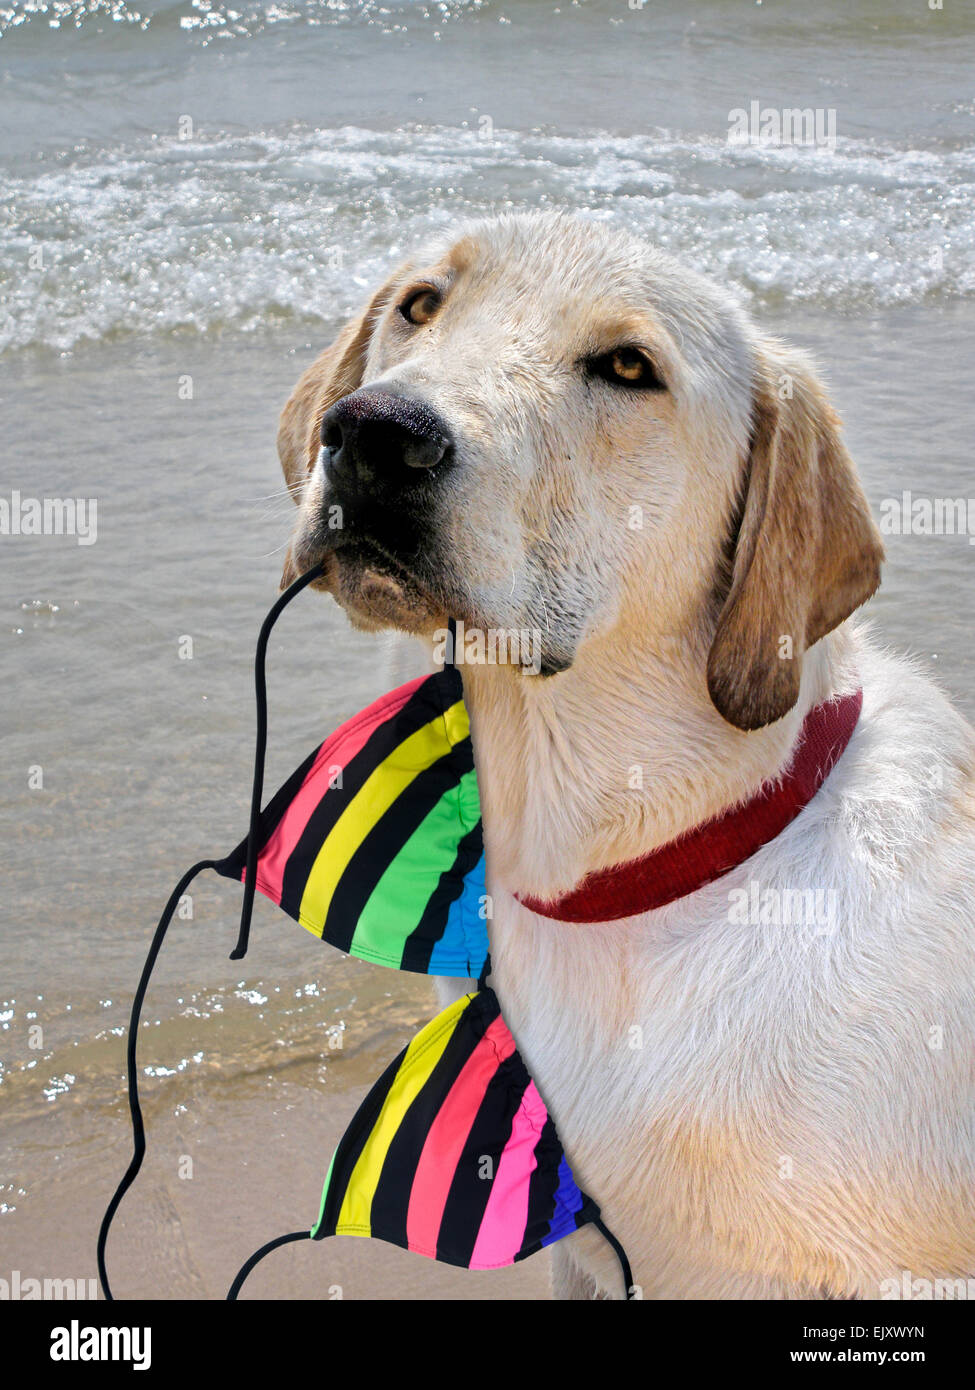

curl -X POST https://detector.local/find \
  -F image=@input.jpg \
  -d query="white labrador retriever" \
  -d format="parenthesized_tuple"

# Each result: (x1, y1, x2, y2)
(277, 212, 975, 1299)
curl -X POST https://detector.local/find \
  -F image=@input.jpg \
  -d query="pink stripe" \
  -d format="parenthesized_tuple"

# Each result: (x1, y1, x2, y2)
(406, 1015, 515, 1258)
(469, 1080, 548, 1270)
(244, 675, 427, 902)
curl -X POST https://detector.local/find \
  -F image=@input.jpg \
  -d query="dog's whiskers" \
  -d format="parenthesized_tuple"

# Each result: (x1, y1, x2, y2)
(253, 534, 297, 561)
(244, 485, 304, 504)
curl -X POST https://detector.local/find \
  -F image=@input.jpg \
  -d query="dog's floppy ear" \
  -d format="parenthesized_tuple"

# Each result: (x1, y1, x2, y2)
(706, 344, 884, 731)
(276, 269, 409, 502)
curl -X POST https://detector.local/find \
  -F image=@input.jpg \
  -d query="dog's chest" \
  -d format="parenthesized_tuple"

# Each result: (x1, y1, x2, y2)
(489, 894, 750, 1165)
(486, 882, 864, 1295)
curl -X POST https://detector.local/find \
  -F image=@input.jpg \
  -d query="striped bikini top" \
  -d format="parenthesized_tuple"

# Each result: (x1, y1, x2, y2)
(215, 662, 488, 979)
(98, 566, 634, 1303)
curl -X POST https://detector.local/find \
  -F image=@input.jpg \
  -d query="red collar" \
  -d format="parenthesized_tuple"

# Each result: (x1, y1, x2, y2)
(517, 688, 863, 924)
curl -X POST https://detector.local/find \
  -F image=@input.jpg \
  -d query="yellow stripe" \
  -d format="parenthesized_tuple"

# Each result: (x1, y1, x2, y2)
(298, 701, 468, 934)
(442, 698, 470, 749)
(334, 992, 474, 1235)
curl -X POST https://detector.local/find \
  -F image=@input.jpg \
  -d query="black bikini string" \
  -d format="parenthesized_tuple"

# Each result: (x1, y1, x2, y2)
(230, 561, 325, 961)
(226, 1229, 311, 1300)
(96, 856, 218, 1301)
(594, 1217, 636, 1300)
(225, 1219, 634, 1301)
(97, 564, 323, 1301)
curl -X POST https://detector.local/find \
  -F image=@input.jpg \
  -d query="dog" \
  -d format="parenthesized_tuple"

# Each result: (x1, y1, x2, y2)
(276, 212, 975, 1299)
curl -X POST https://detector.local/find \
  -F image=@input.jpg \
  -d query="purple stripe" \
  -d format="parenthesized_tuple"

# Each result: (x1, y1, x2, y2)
(541, 1155, 585, 1246)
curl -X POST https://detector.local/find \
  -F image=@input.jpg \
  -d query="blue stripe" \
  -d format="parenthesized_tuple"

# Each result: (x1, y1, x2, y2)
(541, 1155, 585, 1246)
(426, 853, 488, 977)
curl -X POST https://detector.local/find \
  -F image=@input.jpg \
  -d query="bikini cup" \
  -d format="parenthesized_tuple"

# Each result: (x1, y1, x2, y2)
(228, 987, 632, 1300)
(214, 662, 488, 980)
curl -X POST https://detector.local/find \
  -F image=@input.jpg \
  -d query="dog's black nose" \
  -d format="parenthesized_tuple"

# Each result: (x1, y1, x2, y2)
(321, 390, 453, 489)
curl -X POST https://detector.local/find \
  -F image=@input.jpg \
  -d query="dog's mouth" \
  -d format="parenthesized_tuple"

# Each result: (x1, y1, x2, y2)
(290, 528, 453, 635)
(336, 537, 442, 631)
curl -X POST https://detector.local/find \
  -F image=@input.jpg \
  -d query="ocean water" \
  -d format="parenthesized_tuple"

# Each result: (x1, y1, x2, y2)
(3, 0, 975, 353)
(1, 0, 974, 1298)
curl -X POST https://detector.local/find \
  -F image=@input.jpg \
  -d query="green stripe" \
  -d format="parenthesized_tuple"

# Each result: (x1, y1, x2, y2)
(348, 768, 480, 967)
(311, 1150, 337, 1239)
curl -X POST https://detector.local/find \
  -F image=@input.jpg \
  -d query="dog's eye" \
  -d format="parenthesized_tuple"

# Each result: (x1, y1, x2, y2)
(588, 347, 665, 391)
(399, 287, 441, 326)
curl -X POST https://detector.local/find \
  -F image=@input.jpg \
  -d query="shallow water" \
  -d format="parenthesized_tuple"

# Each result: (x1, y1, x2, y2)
(3, 0, 975, 354)
(1, 0, 974, 1299)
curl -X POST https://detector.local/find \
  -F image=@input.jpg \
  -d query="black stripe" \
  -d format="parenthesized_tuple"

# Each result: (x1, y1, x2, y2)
(435, 997, 528, 1268)
(513, 1198, 602, 1264)
(513, 1114, 563, 1259)
(322, 737, 474, 955)
(367, 995, 484, 1250)
(400, 822, 485, 973)
(213, 743, 320, 882)
(575, 1199, 600, 1231)
(279, 672, 462, 923)
(313, 1044, 405, 1241)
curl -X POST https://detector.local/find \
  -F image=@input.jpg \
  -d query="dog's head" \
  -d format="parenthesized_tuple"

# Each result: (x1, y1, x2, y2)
(279, 212, 882, 730)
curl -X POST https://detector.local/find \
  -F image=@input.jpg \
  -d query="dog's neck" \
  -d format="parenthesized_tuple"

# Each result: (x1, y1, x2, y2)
(459, 623, 859, 903)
